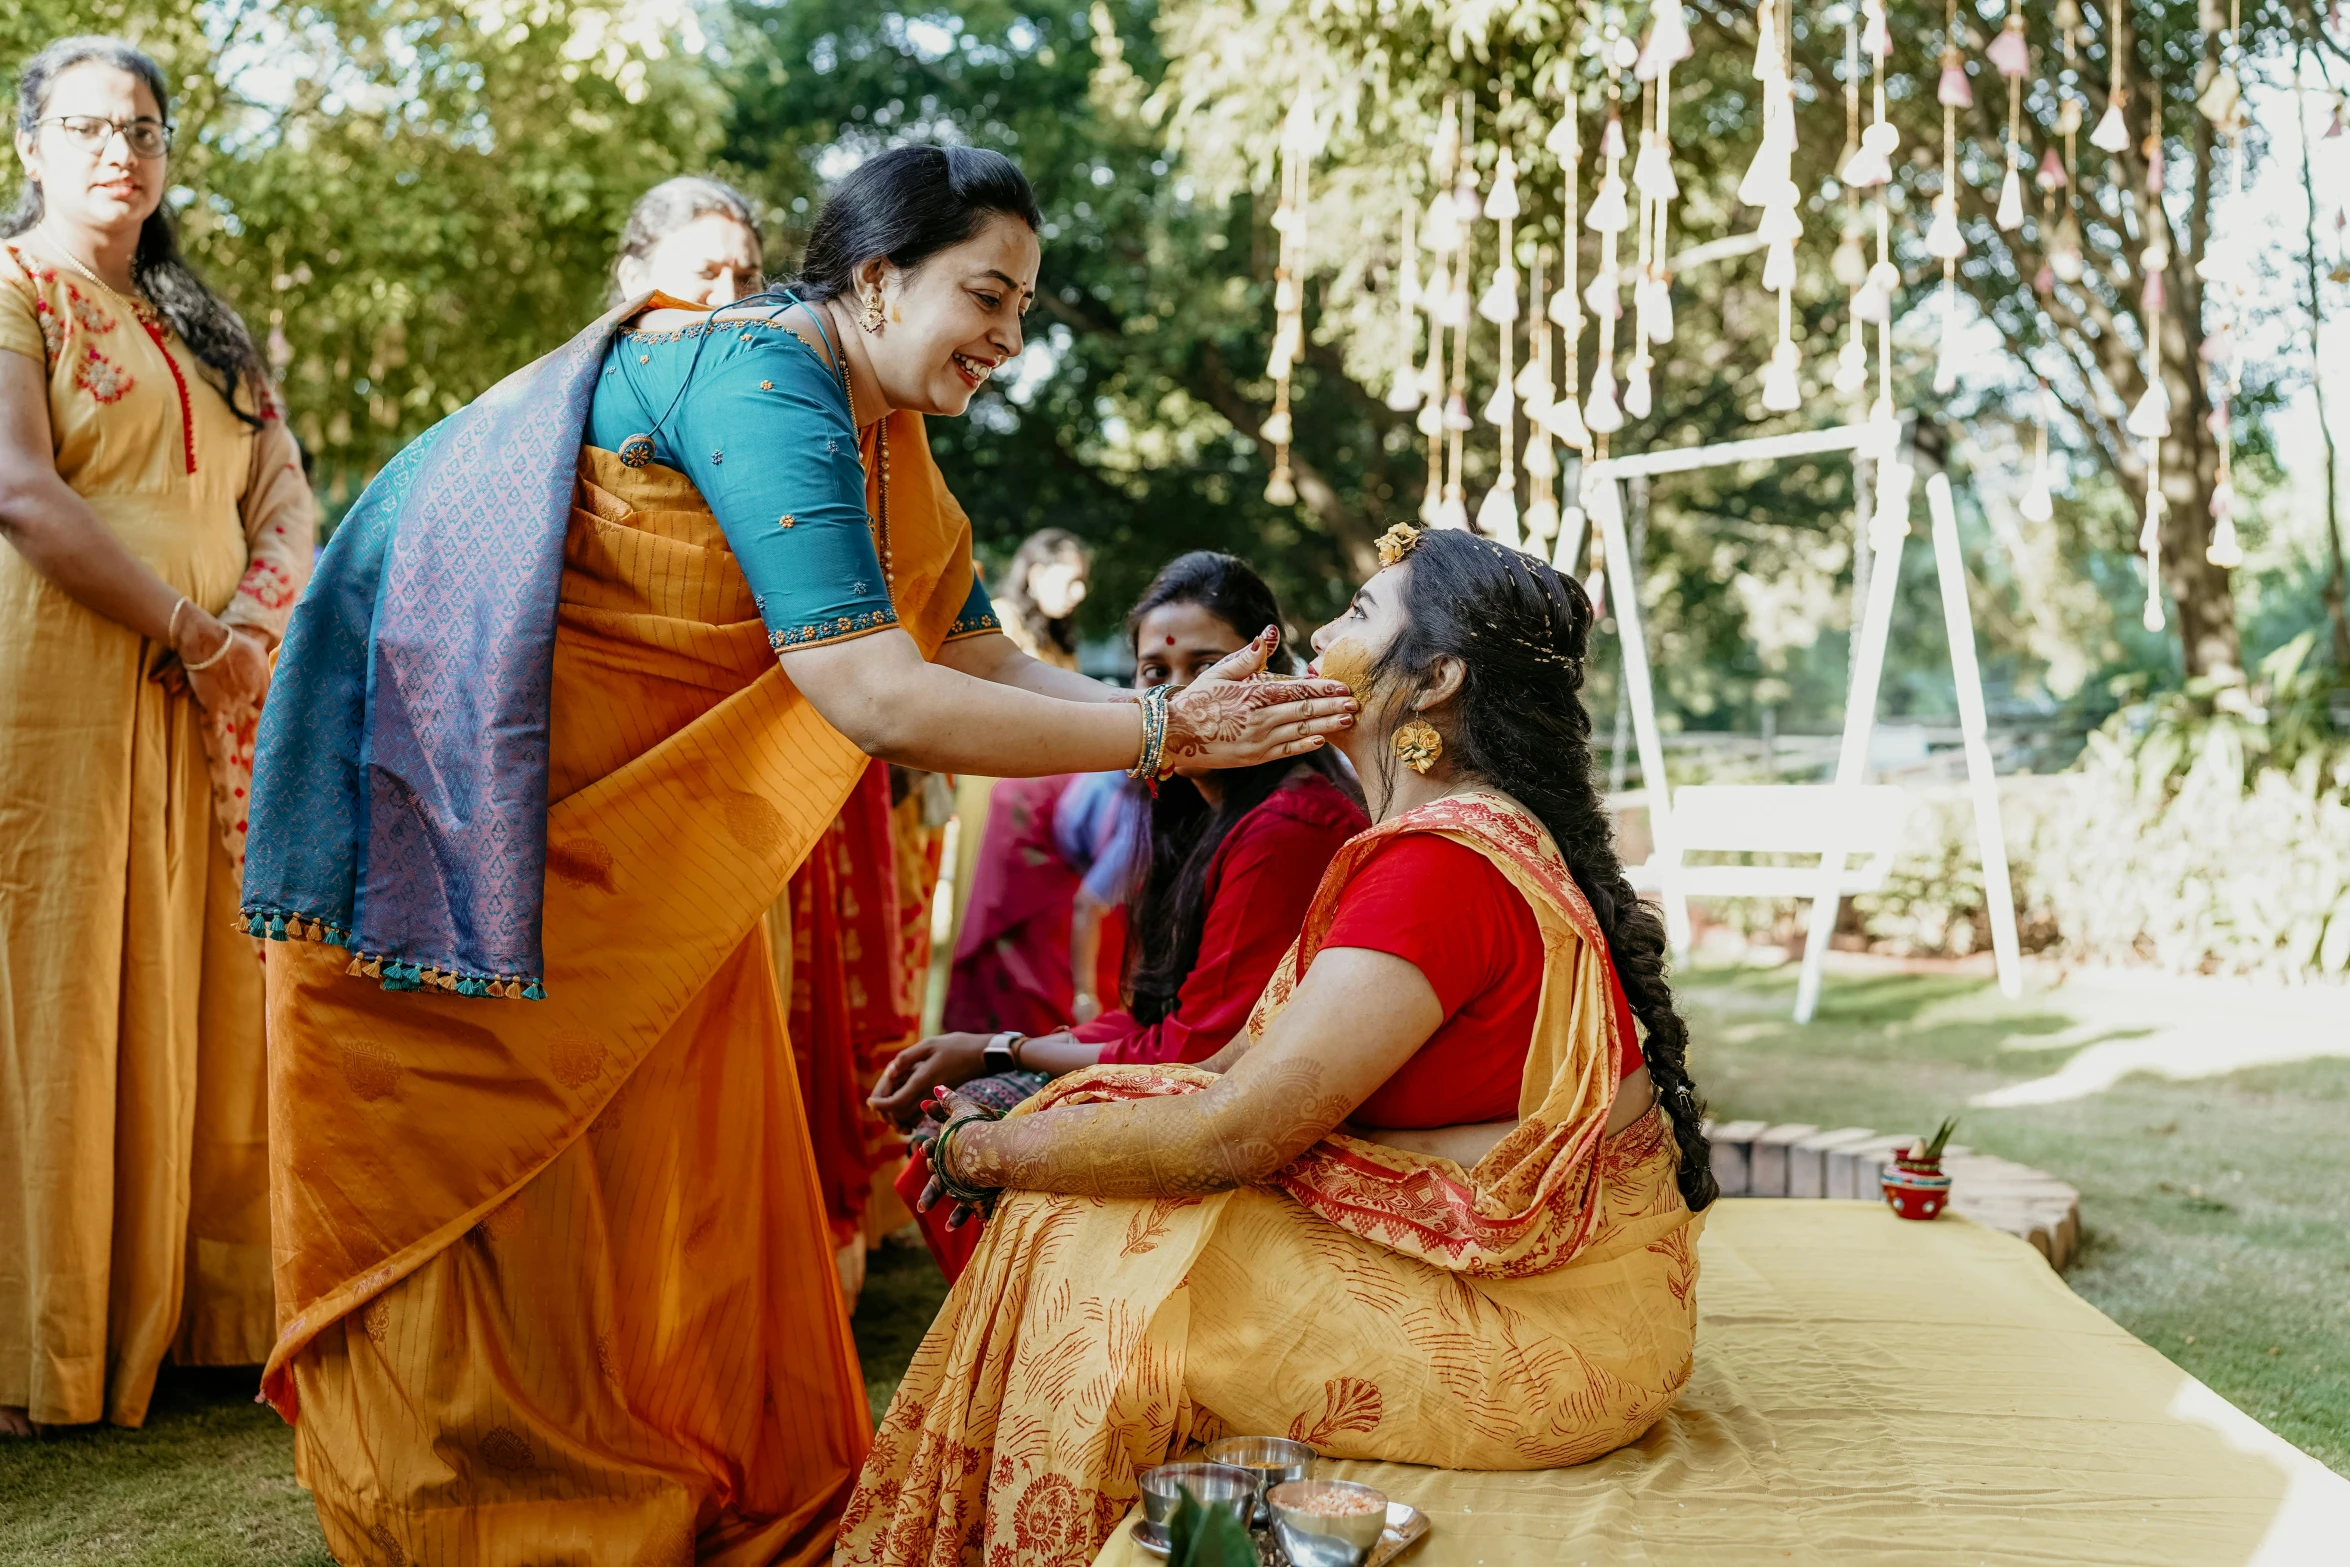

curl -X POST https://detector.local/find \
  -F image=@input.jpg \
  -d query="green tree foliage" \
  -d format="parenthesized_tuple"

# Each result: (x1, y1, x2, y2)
(3, 0, 719, 515)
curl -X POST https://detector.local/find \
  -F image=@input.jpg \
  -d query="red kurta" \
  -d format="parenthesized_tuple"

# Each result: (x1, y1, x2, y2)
(904, 774, 1364, 1282)
(1075, 772, 1366, 1065)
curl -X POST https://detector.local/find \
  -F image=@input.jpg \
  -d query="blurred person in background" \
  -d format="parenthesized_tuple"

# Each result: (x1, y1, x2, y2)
(608, 174, 764, 308)
(0, 35, 313, 1434)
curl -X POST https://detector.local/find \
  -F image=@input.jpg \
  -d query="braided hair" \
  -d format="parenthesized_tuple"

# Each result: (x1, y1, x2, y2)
(1362, 529, 1717, 1211)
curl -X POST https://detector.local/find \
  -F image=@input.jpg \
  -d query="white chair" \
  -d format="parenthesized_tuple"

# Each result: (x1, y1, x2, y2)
(1626, 783, 1909, 1019)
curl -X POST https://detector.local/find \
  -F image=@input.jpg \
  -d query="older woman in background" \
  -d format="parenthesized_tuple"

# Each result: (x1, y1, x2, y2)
(0, 35, 313, 1433)
(609, 174, 764, 308)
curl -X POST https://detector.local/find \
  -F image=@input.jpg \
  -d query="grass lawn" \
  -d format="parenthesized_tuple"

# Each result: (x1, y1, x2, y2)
(3, 964, 2340, 1561)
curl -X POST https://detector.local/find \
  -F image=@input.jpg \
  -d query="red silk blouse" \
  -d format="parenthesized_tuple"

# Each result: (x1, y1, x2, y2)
(1323, 834, 1643, 1130)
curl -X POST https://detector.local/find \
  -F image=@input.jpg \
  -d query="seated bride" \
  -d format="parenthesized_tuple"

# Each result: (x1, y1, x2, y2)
(837, 523, 1720, 1564)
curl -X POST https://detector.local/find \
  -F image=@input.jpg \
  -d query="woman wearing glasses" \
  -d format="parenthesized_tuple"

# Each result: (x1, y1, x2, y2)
(0, 37, 313, 1433)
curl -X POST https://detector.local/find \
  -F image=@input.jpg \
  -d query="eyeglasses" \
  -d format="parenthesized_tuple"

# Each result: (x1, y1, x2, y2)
(34, 115, 172, 160)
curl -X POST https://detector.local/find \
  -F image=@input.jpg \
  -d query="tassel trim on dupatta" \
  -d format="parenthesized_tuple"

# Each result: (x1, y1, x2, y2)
(234, 905, 546, 1000)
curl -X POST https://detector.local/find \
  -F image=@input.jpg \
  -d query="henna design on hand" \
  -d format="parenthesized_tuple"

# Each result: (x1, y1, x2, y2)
(958, 1059, 1358, 1200)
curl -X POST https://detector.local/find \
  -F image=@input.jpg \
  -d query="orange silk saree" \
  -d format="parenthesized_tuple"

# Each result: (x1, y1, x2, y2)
(838, 792, 1704, 1565)
(263, 412, 981, 1566)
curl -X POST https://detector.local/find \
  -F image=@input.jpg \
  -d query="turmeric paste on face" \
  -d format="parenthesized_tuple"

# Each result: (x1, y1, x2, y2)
(1315, 634, 1375, 695)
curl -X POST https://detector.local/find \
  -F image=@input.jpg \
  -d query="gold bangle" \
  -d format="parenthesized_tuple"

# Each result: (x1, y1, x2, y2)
(181, 623, 237, 672)
(166, 596, 190, 647)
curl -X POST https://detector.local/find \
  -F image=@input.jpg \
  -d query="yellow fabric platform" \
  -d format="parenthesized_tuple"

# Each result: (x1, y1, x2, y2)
(1095, 1200, 2350, 1566)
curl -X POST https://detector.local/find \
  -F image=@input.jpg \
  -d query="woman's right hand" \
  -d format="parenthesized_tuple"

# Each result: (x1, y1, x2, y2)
(178, 619, 271, 714)
(1161, 626, 1356, 771)
(870, 1032, 991, 1128)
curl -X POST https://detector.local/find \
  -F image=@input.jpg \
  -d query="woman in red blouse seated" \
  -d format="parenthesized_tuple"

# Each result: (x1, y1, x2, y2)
(840, 525, 1718, 1563)
(872, 551, 1365, 1275)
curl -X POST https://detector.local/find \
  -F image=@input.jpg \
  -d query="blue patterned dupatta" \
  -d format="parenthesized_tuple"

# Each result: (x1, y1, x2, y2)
(242, 300, 645, 999)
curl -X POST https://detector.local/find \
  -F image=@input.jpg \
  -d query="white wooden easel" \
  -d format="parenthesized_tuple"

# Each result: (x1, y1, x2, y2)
(1568, 421, 2022, 1021)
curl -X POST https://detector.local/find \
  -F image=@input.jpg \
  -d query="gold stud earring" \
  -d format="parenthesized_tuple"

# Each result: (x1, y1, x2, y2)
(861, 288, 886, 334)
(1392, 720, 1444, 775)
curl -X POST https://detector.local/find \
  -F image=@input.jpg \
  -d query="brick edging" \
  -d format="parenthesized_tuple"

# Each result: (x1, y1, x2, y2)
(1703, 1120, 2082, 1273)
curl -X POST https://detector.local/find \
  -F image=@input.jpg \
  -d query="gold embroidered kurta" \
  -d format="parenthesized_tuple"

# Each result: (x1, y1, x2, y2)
(0, 240, 312, 1426)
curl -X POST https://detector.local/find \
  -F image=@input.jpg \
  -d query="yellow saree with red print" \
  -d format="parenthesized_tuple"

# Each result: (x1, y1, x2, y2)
(838, 790, 1704, 1566)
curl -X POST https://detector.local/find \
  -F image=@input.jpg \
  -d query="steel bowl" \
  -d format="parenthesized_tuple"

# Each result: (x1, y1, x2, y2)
(1203, 1434, 1315, 1522)
(1268, 1478, 1390, 1567)
(1137, 1461, 1257, 1528)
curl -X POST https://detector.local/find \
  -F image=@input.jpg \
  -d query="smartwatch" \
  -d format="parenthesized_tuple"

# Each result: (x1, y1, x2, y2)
(981, 1030, 1026, 1074)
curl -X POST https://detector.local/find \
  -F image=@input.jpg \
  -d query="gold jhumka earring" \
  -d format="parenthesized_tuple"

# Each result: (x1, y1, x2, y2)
(861, 287, 887, 334)
(1392, 720, 1444, 775)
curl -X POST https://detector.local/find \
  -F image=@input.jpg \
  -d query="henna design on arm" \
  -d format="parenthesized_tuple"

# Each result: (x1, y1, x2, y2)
(950, 1059, 1357, 1199)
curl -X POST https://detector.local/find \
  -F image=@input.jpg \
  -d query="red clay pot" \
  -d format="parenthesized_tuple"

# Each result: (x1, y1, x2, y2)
(1881, 1167, 1953, 1220)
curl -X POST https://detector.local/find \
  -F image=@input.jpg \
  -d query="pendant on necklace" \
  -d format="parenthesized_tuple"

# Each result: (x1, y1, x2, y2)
(618, 433, 655, 469)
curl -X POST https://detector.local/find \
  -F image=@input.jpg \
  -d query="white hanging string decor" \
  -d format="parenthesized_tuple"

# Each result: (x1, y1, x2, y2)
(2021, 379, 2057, 523)
(1845, 0, 1902, 444)
(1385, 199, 1423, 413)
(1440, 91, 1479, 529)
(2048, 1, 2086, 283)
(1261, 87, 1315, 508)
(1991, 0, 2030, 229)
(1417, 93, 1462, 524)
(1476, 137, 1523, 544)
(1521, 245, 1561, 548)
(2125, 75, 2171, 632)
(1742, 0, 1804, 412)
(1584, 39, 1633, 441)
(1542, 53, 1592, 457)
(2198, 0, 2250, 571)
(1928, 0, 1969, 396)
(1833, 7, 1871, 398)
(2090, 0, 2132, 157)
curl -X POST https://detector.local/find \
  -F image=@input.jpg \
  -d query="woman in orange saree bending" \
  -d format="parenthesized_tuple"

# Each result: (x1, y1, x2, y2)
(844, 526, 1722, 1564)
(241, 147, 1358, 1566)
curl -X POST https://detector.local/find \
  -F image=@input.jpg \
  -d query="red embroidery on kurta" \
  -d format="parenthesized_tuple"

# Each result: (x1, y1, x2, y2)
(74, 347, 132, 404)
(136, 316, 197, 474)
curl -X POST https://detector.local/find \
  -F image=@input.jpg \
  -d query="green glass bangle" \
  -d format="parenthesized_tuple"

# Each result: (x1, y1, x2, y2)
(931, 1110, 1004, 1208)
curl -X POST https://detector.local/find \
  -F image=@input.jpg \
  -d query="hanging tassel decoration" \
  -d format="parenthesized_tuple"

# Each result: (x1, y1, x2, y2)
(1385, 200, 1423, 411)
(1262, 88, 1315, 507)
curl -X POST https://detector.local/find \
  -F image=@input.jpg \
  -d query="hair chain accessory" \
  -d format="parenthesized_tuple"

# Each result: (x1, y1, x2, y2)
(1392, 719, 1444, 774)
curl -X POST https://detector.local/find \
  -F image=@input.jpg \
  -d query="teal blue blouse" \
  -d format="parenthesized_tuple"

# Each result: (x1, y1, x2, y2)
(587, 297, 998, 653)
